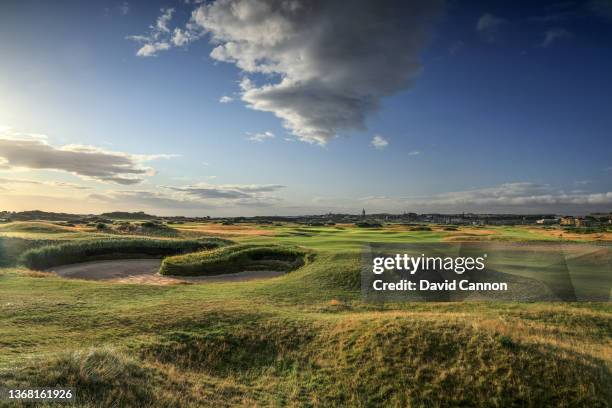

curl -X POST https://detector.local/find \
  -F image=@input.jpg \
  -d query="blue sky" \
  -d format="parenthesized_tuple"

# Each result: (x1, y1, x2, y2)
(0, 0, 611, 215)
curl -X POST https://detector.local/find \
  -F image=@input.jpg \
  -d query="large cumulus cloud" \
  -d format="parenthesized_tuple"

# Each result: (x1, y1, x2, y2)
(130, 0, 443, 144)
(198, 0, 442, 144)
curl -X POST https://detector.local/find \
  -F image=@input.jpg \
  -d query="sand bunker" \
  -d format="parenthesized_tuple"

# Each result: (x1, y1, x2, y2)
(49, 259, 284, 285)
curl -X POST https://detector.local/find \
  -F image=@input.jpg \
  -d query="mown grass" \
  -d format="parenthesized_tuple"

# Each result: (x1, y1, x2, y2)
(0, 222, 610, 407)
(18, 238, 230, 270)
(160, 244, 307, 276)
(234, 225, 558, 252)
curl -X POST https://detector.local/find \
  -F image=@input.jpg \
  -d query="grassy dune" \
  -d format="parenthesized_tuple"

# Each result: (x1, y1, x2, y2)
(0, 221, 76, 234)
(160, 244, 306, 276)
(0, 223, 610, 407)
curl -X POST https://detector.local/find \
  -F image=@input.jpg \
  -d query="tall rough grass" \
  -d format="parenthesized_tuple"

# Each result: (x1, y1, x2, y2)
(0, 237, 60, 267)
(160, 244, 306, 276)
(19, 238, 229, 270)
(0, 348, 166, 407)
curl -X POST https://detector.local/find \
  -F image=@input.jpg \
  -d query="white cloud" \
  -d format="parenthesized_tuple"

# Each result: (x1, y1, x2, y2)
(131, 0, 443, 145)
(127, 8, 178, 57)
(247, 131, 275, 142)
(219, 95, 234, 103)
(51, 181, 92, 190)
(89, 190, 216, 210)
(135, 42, 171, 57)
(371, 135, 389, 150)
(408, 151, 420, 155)
(540, 28, 573, 47)
(0, 178, 91, 190)
(0, 132, 174, 185)
(360, 182, 612, 213)
(87, 183, 285, 211)
(0, 177, 44, 186)
(477, 13, 506, 43)
(171, 26, 202, 46)
(156, 7, 174, 33)
(165, 183, 284, 198)
(174, 183, 285, 207)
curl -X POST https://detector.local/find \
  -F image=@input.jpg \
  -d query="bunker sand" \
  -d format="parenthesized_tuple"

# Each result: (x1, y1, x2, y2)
(49, 259, 284, 285)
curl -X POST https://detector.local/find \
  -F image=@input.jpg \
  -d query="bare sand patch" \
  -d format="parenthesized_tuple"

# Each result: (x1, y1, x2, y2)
(176, 223, 276, 237)
(442, 228, 498, 241)
(49, 259, 284, 285)
(114, 270, 285, 285)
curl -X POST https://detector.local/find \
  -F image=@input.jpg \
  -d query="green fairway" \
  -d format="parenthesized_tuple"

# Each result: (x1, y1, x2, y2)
(0, 222, 610, 407)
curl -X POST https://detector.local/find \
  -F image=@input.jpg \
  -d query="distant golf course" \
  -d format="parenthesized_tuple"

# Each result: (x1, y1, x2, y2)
(0, 220, 610, 407)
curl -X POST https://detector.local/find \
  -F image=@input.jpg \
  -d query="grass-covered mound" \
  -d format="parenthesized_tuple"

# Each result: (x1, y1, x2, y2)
(0, 221, 74, 234)
(160, 244, 306, 276)
(312, 317, 610, 406)
(135, 313, 610, 407)
(19, 238, 229, 270)
(0, 348, 180, 407)
(108, 220, 180, 237)
(3, 312, 609, 407)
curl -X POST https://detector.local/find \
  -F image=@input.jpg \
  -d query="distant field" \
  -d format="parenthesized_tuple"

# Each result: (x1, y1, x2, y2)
(0, 221, 610, 407)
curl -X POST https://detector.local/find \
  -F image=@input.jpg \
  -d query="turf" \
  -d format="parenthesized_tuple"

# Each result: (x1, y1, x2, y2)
(0, 223, 610, 407)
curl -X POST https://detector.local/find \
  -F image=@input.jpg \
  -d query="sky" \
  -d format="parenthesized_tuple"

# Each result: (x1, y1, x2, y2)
(0, 0, 611, 216)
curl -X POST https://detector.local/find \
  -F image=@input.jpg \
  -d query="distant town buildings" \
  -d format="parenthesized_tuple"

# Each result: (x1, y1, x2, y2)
(0, 210, 610, 228)
(536, 218, 557, 225)
(559, 216, 589, 227)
